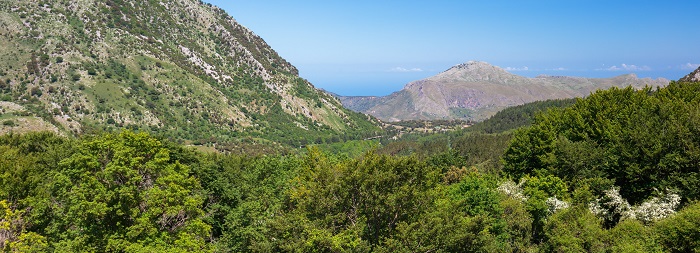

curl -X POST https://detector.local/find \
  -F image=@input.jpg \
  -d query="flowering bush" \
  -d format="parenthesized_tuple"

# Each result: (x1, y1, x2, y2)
(498, 179, 571, 215)
(497, 180, 528, 202)
(589, 187, 680, 225)
(632, 192, 681, 224)
(588, 187, 632, 225)
(546, 197, 570, 214)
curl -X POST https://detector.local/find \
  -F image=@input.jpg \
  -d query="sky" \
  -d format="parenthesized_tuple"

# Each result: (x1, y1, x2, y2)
(205, 1, 700, 96)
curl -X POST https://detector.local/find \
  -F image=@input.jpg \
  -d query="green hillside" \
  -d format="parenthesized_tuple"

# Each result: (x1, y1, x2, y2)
(0, 0, 381, 149)
(467, 98, 577, 134)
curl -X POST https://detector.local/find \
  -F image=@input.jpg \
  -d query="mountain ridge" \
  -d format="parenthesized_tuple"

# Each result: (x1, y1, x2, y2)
(339, 61, 669, 122)
(0, 0, 380, 147)
(679, 66, 700, 82)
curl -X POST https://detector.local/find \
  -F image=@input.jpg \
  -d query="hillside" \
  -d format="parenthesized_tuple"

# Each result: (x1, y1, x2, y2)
(340, 61, 669, 121)
(0, 0, 380, 148)
(466, 98, 577, 134)
(679, 66, 700, 82)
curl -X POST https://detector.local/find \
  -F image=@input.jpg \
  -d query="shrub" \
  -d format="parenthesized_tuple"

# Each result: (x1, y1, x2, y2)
(654, 202, 700, 252)
(30, 87, 42, 97)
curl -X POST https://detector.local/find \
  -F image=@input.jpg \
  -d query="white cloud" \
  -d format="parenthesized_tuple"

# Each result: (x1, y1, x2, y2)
(389, 67, 423, 72)
(547, 67, 568, 71)
(680, 63, 700, 70)
(601, 63, 651, 71)
(503, 66, 529, 71)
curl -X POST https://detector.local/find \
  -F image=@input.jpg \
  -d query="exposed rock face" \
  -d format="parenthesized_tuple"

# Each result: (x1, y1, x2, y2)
(340, 61, 670, 122)
(679, 66, 700, 82)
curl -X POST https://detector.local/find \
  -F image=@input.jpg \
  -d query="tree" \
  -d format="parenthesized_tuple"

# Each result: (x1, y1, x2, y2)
(520, 174, 569, 242)
(192, 153, 300, 252)
(1, 199, 47, 252)
(654, 202, 700, 253)
(543, 206, 607, 253)
(280, 148, 440, 249)
(608, 219, 662, 253)
(26, 131, 212, 252)
(503, 83, 700, 204)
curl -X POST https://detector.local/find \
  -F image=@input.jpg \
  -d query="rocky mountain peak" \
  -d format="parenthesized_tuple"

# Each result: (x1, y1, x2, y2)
(679, 66, 700, 82)
(444, 61, 503, 73)
(433, 61, 520, 83)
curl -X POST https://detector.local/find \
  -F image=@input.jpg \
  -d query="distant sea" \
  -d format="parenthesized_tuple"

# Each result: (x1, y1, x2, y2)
(315, 69, 687, 97)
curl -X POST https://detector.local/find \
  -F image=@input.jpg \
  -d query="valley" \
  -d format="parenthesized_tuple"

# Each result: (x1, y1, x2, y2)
(1, 0, 699, 252)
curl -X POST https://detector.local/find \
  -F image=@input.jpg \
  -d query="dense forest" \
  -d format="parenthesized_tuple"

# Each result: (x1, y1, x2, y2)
(2, 82, 700, 252)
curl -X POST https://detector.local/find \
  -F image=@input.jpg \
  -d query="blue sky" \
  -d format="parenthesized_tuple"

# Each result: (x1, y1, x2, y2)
(205, 1, 700, 96)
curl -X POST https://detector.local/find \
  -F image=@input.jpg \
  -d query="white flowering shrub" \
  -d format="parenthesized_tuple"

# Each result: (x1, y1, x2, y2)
(497, 180, 528, 202)
(546, 197, 570, 214)
(498, 179, 571, 216)
(588, 187, 633, 224)
(589, 187, 680, 225)
(631, 192, 681, 224)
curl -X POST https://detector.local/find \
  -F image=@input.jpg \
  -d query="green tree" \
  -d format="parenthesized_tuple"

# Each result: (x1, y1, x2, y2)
(521, 174, 569, 242)
(381, 195, 507, 253)
(1, 199, 48, 252)
(503, 83, 700, 204)
(381, 172, 533, 252)
(654, 202, 700, 253)
(280, 148, 440, 249)
(543, 206, 607, 253)
(27, 131, 211, 252)
(0, 132, 71, 204)
(193, 154, 300, 252)
(608, 219, 662, 253)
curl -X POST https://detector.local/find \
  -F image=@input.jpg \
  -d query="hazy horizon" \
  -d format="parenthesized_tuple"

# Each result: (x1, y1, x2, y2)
(205, 1, 700, 96)
(298, 62, 684, 96)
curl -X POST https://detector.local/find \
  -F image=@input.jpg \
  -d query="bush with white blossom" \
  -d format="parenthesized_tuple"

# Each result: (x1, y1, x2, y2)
(589, 187, 680, 225)
(497, 179, 528, 202)
(498, 179, 569, 215)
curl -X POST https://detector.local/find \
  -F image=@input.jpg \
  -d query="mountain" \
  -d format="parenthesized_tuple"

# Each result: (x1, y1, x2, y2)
(0, 0, 380, 147)
(679, 66, 700, 82)
(339, 61, 670, 122)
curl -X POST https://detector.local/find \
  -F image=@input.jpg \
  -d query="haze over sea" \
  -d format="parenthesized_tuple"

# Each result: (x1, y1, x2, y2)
(206, 0, 700, 96)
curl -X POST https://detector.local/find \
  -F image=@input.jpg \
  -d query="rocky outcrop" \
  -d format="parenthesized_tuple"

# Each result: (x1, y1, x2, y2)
(679, 66, 700, 82)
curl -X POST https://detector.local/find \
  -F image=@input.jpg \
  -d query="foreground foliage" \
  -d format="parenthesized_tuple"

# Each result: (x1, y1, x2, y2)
(2, 83, 700, 252)
(504, 82, 700, 205)
(0, 133, 696, 252)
